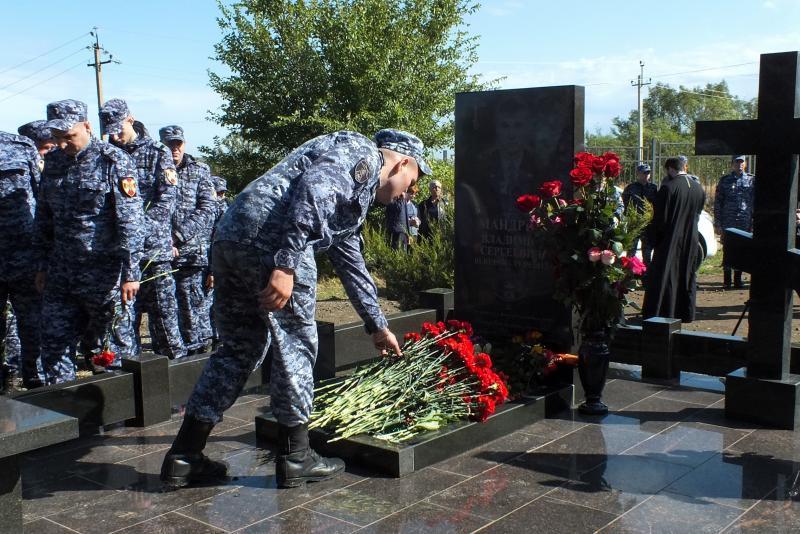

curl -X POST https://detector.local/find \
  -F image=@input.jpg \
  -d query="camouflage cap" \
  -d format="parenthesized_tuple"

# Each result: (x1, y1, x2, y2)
(44, 99, 88, 132)
(17, 120, 53, 143)
(211, 175, 228, 192)
(159, 125, 185, 143)
(374, 129, 432, 176)
(100, 98, 130, 135)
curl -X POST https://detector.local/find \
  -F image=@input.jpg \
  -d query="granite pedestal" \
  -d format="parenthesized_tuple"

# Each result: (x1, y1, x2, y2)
(0, 398, 78, 533)
(255, 384, 572, 477)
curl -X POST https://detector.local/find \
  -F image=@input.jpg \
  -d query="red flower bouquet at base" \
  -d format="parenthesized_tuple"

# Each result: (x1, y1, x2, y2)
(310, 320, 509, 442)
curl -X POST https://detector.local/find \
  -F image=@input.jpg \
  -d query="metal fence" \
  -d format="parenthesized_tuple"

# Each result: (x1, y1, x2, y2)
(587, 140, 757, 214)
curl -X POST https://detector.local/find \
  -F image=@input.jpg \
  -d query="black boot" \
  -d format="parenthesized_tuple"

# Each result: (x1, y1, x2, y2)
(276, 423, 345, 488)
(160, 415, 229, 487)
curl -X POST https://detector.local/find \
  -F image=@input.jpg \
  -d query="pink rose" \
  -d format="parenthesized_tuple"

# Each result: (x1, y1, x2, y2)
(600, 250, 616, 265)
(587, 247, 602, 262)
(551, 215, 563, 225)
(621, 256, 646, 276)
(558, 198, 567, 207)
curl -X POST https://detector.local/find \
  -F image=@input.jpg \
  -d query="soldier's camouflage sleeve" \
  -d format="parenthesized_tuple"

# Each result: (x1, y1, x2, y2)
(144, 144, 178, 247)
(110, 149, 145, 281)
(172, 163, 215, 246)
(271, 150, 365, 271)
(29, 150, 42, 197)
(32, 158, 54, 271)
(327, 233, 388, 333)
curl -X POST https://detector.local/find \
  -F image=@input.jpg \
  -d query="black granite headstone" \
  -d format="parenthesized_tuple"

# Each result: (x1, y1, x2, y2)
(454, 86, 584, 341)
(694, 51, 800, 429)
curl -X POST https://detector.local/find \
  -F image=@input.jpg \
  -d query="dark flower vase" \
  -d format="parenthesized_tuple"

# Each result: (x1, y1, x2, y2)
(577, 331, 610, 415)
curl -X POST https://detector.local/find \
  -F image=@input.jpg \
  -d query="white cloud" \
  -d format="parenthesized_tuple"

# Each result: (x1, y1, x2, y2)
(472, 32, 800, 134)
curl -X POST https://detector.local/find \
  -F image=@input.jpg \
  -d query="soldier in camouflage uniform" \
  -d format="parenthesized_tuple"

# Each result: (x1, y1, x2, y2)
(714, 155, 755, 289)
(159, 126, 215, 355)
(160, 129, 430, 489)
(0, 131, 44, 391)
(201, 175, 229, 345)
(33, 100, 145, 384)
(101, 100, 186, 359)
(18, 120, 57, 161)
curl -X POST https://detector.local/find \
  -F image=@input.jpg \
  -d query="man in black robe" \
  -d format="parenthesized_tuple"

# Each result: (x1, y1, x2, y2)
(642, 156, 706, 322)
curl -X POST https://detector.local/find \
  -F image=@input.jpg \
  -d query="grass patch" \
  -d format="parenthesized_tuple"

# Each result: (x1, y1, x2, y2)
(316, 272, 388, 301)
(698, 250, 723, 275)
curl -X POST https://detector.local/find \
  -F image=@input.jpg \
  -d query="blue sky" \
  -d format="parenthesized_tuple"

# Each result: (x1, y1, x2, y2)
(1, 0, 799, 154)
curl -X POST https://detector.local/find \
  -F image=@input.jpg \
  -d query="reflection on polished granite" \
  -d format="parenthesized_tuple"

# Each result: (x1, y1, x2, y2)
(18, 373, 800, 533)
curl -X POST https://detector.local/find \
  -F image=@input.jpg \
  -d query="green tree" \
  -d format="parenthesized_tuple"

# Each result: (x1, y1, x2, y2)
(609, 81, 756, 148)
(204, 0, 490, 178)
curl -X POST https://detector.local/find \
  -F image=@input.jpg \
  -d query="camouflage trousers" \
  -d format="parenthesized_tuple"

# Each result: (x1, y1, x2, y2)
(2, 305, 20, 370)
(200, 267, 215, 343)
(0, 277, 41, 382)
(130, 262, 186, 359)
(39, 261, 135, 384)
(186, 241, 317, 426)
(174, 266, 212, 352)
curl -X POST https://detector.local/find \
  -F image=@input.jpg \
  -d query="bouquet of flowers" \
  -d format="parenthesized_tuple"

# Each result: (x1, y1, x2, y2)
(310, 320, 509, 443)
(516, 152, 650, 334)
(494, 330, 578, 395)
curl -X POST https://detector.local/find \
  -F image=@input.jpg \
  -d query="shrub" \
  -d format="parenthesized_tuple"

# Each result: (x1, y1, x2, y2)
(362, 217, 454, 309)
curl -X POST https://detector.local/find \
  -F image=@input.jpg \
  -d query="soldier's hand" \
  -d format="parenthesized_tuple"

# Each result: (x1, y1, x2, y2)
(121, 281, 140, 305)
(206, 275, 214, 290)
(172, 246, 180, 258)
(259, 268, 294, 311)
(373, 328, 402, 356)
(35, 271, 47, 294)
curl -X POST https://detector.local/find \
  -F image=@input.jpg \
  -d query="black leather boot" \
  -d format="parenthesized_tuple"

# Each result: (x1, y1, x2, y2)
(160, 415, 229, 487)
(276, 423, 345, 488)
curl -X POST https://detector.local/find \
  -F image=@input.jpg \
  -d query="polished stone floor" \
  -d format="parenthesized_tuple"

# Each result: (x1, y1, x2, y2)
(19, 370, 800, 533)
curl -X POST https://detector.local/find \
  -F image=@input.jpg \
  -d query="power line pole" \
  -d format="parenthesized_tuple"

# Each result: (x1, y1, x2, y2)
(87, 27, 118, 140)
(630, 60, 651, 163)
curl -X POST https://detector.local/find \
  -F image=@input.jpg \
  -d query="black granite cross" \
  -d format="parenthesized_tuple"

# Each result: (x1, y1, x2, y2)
(695, 51, 800, 380)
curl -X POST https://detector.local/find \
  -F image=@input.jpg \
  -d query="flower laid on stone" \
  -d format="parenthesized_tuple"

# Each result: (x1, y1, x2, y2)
(310, 320, 509, 444)
(515, 151, 651, 334)
(492, 330, 578, 396)
(92, 350, 116, 368)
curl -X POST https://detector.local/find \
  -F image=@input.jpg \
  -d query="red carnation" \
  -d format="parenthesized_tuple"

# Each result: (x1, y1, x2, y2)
(421, 322, 443, 337)
(538, 180, 562, 198)
(569, 166, 594, 187)
(92, 350, 115, 368)
(404, 332, 421, 343)
(516, 194, 542, 212)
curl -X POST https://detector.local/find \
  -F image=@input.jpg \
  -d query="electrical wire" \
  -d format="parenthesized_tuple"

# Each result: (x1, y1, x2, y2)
(0, 47, 88, 91)
(0, 32, 90, 76)
(0, 60, 86, 104)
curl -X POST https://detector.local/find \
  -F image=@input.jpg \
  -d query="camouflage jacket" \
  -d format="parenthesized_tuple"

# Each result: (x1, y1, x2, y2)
(0, 132, 41, 280)
(172, 153, 215, 267)
(714, 172, 755, 232)
(33, 138, 145, 281)
(215, 131, 388, 333)
(114, 122, 177, 264)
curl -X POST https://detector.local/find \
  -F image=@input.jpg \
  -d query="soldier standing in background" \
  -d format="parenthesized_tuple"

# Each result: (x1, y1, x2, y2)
(101, 100, 186, 359)
(0, 130, 44, 392)
(622, 163, 658, 266)
(33, 100, 144, 384)
(202, 175, 230, 346)
(159, 126, 215, 355)
(714, 155, 755, 289)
